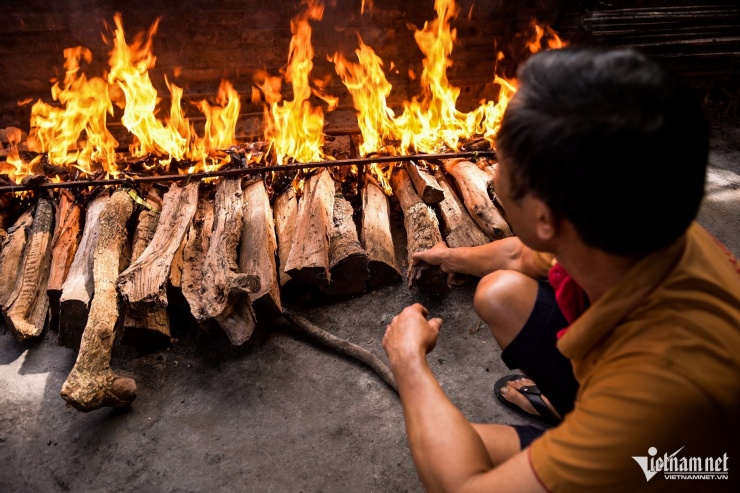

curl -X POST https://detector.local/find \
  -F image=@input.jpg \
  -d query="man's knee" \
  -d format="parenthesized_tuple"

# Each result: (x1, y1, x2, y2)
(474, 270, 539, 348)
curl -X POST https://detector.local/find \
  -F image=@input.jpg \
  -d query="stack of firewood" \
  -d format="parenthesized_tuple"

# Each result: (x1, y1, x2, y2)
(0, 136, 509, 412)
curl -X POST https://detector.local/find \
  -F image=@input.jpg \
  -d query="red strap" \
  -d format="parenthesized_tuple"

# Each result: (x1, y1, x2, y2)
(548, 263, 589, 338)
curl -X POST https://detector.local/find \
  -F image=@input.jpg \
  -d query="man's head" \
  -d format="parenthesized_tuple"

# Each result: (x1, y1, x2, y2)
(495, 48, 709, 257)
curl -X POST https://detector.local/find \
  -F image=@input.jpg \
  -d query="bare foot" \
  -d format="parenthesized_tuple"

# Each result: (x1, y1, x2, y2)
(499, 377, 562, 421)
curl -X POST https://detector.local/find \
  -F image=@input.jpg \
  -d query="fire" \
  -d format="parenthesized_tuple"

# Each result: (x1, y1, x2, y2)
(331, 0, 565, 191)
(27, 46, 119, 178)
(254, 0, 328, 167)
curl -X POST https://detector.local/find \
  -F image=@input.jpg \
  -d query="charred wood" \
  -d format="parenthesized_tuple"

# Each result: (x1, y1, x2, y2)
(433, 170, 489, 249)
(61, 189, 136, 412)
(404, 161, 444, 204)
(199, 177, 259, 346)
(0, 209, 33, 307)
(47, 190, 82, 331)
(239, 178, 281, 323)
(285, 169, 335, 286)
(326, 192, 369, 295)
(361, 175, 401, 288)
(58, 193, 109, 350)
(443, 158, 511, 240)
(2, 199, 54, 341)
(391, 169, 448, 293)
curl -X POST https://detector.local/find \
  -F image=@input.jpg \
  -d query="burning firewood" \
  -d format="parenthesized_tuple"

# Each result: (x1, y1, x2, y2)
(404, 161, 445, 204)
(199, 177, 260, 345)
(120, 187, 170, 348)
(443, 158, 511, 240)
(391, 168, 448, 293)
(361, 174, 401, 288)
(61, 189, 136, 411)
(273, 187, 298, 289)
(181, 191, 214, 323)
(326, 192, 369, 294)
(47, 190, 82, 331)
(238, 178, 281, 322)
(2, 198, 54, 341)
(117, 182, 198, 349)
(0, 209, 33, 307)
(433, 169, 489, 249)
(285, 169, 335, 286)
(59, 193, 109, 350)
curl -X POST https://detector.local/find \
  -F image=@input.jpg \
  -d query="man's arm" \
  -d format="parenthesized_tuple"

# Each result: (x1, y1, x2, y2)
(383, 304, 547, 493)
(412, 237, 551, 280)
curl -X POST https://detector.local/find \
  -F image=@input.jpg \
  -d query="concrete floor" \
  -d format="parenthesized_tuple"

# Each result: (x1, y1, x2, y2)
(1, 114, 739, 493)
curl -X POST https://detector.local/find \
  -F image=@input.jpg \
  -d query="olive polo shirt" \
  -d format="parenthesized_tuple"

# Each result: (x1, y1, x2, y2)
(529, 223, 740, 493)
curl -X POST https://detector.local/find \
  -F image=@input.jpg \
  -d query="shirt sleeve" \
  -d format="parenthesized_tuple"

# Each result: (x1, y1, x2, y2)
(528, 353, 728, 493)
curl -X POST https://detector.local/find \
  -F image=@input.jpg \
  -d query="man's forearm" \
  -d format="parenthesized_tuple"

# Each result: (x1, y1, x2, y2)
(445, 237, 527, 278)
(391, 355, 495, 493)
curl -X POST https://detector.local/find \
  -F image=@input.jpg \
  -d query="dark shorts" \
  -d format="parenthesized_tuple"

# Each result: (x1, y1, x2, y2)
(500, 280, 580, 448)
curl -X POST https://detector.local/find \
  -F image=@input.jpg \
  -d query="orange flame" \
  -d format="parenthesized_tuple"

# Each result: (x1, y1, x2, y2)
(254, 0, 327, 166)
(27, 46, 119, 177)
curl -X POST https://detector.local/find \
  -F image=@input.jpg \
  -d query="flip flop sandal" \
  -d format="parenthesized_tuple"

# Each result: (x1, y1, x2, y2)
(494, 374, 561, 427)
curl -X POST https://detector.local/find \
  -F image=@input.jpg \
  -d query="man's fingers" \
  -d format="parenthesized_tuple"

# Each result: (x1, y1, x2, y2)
(428, 317, 443, 331)
(411, 251, 429, 265)
(409, 303, 429, 317)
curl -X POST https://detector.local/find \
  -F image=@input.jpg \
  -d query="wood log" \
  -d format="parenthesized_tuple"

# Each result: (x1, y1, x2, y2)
(443, 158, 511, 240)
(169, 238, 185, 289)
(390, 169, 448, 293)
(2, 199, 54, 341)
(285, 169, 335, 286)
(118, 182, 199, 311)
(120, 187, 171, 348)
(181, 190, 214, 322)
(273, 187, 298, 289)
(433, 169, 489, 249)
(0, 209, 33, 307)
(404, 161, 445, 204)
(199, 177, 260, 345)
(58, 193, 109, 350)
(326, 192, 369, 294)
(238, 178, 281, 323)
(361, 174, 401, 288)
(60, 189, 137, 412)
(47, 190, 82, 331)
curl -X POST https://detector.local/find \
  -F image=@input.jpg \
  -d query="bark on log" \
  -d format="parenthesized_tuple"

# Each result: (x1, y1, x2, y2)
(273, 188, 298, 289)
(2, 199, 54, 341)
(0, 209, 33, 307)
(60, 189, 136, 412)
(285, 169, 335, 286)
(433, 170, 489, 249)
(239, 178, 281, 323)
(47, 190, 82, 331)
(58, 193, 109, 350)
(181, 191, 214, 322)
(118, 182, 199, 311)
(390, 169, 448, 293)
(361, 175, 401, 288)
(443, 158, 511, 240)
(121, 188, 171, 348)
(200, 177, 260, 346)
(326, 192, 369, 294)
(404, 161, 444, 204)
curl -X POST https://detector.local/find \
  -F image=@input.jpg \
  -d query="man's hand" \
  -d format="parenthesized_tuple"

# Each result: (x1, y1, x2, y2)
(383, 304, 443, 370)
(412, 242, 456, 286)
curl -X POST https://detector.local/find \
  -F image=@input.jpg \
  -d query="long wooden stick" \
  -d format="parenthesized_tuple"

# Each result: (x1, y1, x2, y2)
(282, 311, 397, 393)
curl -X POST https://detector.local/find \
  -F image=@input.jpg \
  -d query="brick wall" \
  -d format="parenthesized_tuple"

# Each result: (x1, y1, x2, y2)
(0, 0, 561, 129)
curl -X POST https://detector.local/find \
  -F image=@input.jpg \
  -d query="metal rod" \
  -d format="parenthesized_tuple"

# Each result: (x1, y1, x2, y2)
(0, 151, 495, 193)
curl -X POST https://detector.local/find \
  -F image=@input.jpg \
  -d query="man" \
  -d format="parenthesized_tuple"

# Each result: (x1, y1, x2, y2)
(382, 48, 740, 492)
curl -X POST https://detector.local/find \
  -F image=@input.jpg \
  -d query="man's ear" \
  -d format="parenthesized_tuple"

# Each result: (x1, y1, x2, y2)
(533, 197, 557, 241)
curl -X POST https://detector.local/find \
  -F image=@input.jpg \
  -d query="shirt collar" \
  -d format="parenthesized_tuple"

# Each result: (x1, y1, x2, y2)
(557, 228, 689, 360)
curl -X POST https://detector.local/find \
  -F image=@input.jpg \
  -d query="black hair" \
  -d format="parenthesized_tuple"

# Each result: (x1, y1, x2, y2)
(496, 48, 709, 256)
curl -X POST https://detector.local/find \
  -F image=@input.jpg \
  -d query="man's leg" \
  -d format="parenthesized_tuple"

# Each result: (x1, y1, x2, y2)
(471, 270, 579, 459)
